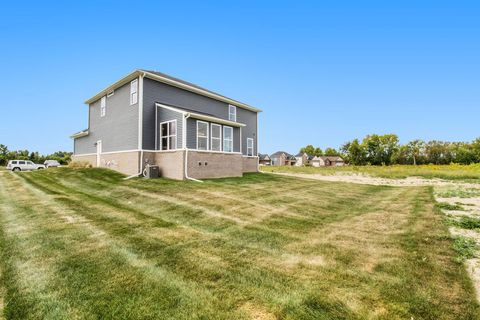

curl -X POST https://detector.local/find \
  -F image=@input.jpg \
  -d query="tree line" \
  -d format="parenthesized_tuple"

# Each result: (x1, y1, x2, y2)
(300, 134, 480, 165)
(0, 144, 72, 166)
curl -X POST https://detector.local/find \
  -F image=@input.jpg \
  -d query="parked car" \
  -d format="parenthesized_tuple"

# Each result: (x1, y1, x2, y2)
(6, 160, 46, 171)
(44, 160, 61, 168)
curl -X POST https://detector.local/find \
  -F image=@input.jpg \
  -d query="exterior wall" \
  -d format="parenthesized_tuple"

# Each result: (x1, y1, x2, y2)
(147, 151, 185, 180)
(100, 151, 140, 176)
(71, 154, 96, 167)
(142, 78, 257, 155)
(185, 117, 240, 152)
(155, 107, 184, 150)
(74, 81, 139, 154)
(242, 157, 259, 173)
(72, 152, 140, 176)
(187, 151, 243, 179)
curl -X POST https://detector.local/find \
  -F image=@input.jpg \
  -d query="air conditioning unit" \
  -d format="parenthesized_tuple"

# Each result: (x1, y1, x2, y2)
(143, 165, 159, 179)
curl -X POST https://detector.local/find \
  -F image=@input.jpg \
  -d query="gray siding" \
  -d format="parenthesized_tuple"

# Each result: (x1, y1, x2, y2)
(186, 118, 240, 152)
(74, 81, 139, 154)
(156, 107, 183, 150)
(142, 78, 257, 155)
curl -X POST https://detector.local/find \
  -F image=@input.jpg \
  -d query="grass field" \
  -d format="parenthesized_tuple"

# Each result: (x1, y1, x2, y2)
(262, 164, 480, 181)
(0, 168, 479, 319)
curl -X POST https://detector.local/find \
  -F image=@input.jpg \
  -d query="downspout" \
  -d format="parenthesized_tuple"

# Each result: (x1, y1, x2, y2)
(184, 113, 203, 183)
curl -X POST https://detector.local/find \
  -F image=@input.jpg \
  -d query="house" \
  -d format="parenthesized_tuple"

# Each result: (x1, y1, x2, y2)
(311, 156, 345, 167)
(71, 70, 261, 180)
(258, 154, 272, 166)
(295, 152, 314, 166)
(270, 151, 296, 166)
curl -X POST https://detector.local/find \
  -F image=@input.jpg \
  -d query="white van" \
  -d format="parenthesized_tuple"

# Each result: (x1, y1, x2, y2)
(6, 160, 46, 171)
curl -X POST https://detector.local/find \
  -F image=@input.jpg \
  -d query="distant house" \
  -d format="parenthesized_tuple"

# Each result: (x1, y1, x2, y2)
(258, 154, 272, 166)
(311, 156, 345, 167)
(270, 151, 296, 166)
(295, 152, 314, 166)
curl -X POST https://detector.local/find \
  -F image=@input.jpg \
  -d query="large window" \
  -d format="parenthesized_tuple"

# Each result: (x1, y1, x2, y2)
(100, 96, 106, 117)
(228, 105, 236, 122)
(130, 79, 138, 105)
(247, 138, 254, 156)
(223, 126, 233, 152)
(197, 121, 209, 150)
(160, 120, 177, 150)
(211, 124, 222, 151)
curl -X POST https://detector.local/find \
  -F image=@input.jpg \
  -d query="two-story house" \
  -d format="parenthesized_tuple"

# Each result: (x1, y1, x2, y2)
(71, 70, 261, 180)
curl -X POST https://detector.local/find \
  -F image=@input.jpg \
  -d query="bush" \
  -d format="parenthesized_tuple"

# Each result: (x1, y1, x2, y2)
(68, 161, 92, 169)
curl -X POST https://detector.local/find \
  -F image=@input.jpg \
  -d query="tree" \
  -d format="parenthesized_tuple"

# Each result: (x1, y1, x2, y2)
(0, 144, 8, 166)
(341, 139, 366, 165)
(313, 147, 323, 157)
(324, 147, 339, 156)
(406, 140, 425, 165)
(362, 134, 399, 165)
(299, 145, 315, 155)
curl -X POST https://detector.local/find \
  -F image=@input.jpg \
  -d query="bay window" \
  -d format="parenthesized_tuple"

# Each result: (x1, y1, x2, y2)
(160, 120, 177, 150)
(211, 124, 222, 151)
(197, 121, 209, 150)
(223, 126, 233, 152)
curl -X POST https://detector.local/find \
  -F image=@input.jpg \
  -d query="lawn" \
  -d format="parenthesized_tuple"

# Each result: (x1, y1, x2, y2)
(262, 164, 480, 181)
(0, 168, 479, 319)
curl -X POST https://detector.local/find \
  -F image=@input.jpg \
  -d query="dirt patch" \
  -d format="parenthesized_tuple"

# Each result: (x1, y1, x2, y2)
(268, 172, 480, 188)
(239, 302, 276, 320)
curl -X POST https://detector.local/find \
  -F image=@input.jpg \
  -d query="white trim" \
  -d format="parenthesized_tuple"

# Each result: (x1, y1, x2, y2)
(155, 103, 245, 128)
(73, 152, 97, 156)
(159, 119, 177, 151)
(196, 120, 209, 150)
(137, 75, 144, 149)
(182, 114, 187, 149)
(210, 123, 222, 152)
(240, 127, 242, 154)
(70, 130, 89, 139)
(189, 149, 241, 155)
(107, 90, 114, 97)
(223, 126, 233, 153)
(155, 105, 158, 150)
(96, 140, 102, 167)
(242, 155, 259, 158)
(228, 105, 237, 122)
(246, 138, 254, 157)
(75, 148, 244, 156)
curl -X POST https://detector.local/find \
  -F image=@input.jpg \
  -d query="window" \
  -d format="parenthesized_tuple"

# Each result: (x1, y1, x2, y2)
(130, 79, 138, 105)
(223, 126, 233, 152)
(197, 121, 209, 150)
(160, 120, 177, 150)
(100, 96, 106, 117)
(228, 105, 236, 122)
(19, 161, 25, 165)
(211, 124, 222, 151)
(247, 138, 254, 156)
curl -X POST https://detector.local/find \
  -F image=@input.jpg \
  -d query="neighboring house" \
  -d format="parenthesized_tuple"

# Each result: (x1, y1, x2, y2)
(311, 156, 345, 167)
(270, 151, 296, 166)
(258, 154, 271, 166)
(295, 152, 314, 166)
(71, 70, 261, 180)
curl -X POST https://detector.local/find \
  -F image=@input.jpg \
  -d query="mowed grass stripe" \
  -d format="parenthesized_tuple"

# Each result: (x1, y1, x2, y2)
(1, 168, 479, 319)
(3, 173, 234, 319)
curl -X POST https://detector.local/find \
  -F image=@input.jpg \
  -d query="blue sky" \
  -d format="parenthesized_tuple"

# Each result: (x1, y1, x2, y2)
(0, 1, 479, 155)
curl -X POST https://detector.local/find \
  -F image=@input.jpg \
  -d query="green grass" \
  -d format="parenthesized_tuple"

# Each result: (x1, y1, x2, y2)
(436, 202, 465, 211)
(0, 168, 479, 319)
(449, 216, 480, 230)
(262, 164, 480, 181)
(453, 236, 478, 262)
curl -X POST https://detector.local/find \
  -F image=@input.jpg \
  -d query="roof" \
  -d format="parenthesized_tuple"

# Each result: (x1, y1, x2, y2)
(84, 69, 261, 113)
(70, 129, 89, 139)
(258, 154, 271, 160)
(313, 156, 344, 161)
(270, 151, 296, 160)
(155, 103, 245, 128)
